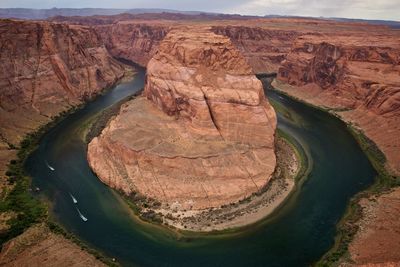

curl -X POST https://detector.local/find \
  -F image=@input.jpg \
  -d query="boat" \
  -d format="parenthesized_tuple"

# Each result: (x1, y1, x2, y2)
(76, 208, 88, 222)
(45, 161, 55, 171)
(70, 193, 78, 204)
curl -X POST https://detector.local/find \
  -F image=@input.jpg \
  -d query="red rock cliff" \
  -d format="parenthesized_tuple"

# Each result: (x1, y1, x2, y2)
(94, 22, 169, 66)
(212, 26, 299, 73)
(276, 33, 400, 174)
(0, 19, 126, 148)
(88, 27, 277, 210)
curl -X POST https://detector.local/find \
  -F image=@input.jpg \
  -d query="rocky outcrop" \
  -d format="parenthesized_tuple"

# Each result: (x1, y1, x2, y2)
(0, 224, 106, 266)
(0, 19, 126, 147)
(88, 27, 277, 210)
(94, 22, 169, 66)
(212, 26, 299, 73)
(0, 19, 127, 193)
(342, 189, 400, 266)
(276, 33, 400, 175)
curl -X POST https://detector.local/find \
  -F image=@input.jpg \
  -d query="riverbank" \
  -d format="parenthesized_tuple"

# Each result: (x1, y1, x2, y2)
(0, 223, 107, 266)
(0, 104, 118, 266)
(269, 80, 400, 266)
(0, 64, 137, 266)
(161, 132, 304, 232)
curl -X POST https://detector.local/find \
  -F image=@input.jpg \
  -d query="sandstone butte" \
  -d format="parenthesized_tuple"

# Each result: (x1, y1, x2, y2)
(88, 27, 277, 210)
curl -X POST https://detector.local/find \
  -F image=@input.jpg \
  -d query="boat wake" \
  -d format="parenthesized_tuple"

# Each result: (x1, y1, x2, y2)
(70, 193, 78, 204)
(45, 161, 55, 171)
(76, 208, 88, 222)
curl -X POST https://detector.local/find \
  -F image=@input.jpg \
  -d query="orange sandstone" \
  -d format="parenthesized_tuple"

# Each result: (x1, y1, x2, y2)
(88, 27, 277, 210)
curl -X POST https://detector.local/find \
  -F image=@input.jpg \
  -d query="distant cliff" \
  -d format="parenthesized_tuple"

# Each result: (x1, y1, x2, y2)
(94, 22, 169, 66)
(212, 26, 299, 73)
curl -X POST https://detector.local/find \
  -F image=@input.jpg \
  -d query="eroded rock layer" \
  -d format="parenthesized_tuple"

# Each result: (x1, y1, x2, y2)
(88, 28, 277, 210)
(346, 189, 400, 266)
(94, 22, 169, 66)
(276, 33, 400, 175)
(0, 19, 127, 191)
(0, 224, 106, 267)
(0, 19, 126, 147)
(211, 26, 299, 73)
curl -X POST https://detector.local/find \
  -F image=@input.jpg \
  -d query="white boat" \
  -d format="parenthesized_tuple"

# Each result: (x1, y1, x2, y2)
(45, 161, 55, 171)
(70, 193, 78, 204)
(76, 208, 88, 222)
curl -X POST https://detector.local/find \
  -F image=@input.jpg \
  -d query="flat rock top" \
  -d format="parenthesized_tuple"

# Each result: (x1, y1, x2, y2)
(107, 97, 251, 158)
(153, 27, 253, 74)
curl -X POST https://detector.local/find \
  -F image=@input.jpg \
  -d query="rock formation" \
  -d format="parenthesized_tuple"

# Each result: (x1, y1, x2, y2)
(212, 26, 299, 73)
(0, 224, 106, 266)
(0, 19, 126, 147)
(276, 33, 400, 175)
(51, 16, 301, 73)
(345, 189, 400, 266)
(94, 22, 169, 66)
(88, 27, 277, 210)
(0, 19, 127, 193)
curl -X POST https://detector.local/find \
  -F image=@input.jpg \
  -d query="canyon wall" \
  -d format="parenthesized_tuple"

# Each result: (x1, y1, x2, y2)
(276, 33, 400, 175)
(94, 22, 169, 66)
(53, 15, 302, 74)
(0, 19, 126, 189)
(94, 23, 299, 73)
(88, 27, 277, 210)
(211, 26, 299, 73)
(0, 19, 126, 147)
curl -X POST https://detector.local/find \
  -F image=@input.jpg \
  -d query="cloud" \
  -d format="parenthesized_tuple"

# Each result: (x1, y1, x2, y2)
(224, 0, 400, 20)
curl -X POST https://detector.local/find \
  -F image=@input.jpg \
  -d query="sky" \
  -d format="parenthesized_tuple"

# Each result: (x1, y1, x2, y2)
(0, 0, 399, 21)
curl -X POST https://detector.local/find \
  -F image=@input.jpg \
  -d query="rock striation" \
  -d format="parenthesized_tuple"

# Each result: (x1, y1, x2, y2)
(88, 27, 277, 210)
(94, 22, 169, 67)
(276, 33, 400, 175)
(212, 26, 299, 73)
(0, 19, 127, 191)
(0, 224, 106, 266)
(0, 19, 126, 147)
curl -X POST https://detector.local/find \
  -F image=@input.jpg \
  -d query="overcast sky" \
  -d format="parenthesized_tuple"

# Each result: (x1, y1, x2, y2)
(1, 0, 399, 21)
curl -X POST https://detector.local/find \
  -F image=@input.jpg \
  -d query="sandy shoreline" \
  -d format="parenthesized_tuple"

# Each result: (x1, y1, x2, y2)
(131, 134, 304, 232)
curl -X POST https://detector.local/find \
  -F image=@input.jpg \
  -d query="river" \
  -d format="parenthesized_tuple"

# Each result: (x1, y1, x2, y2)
(25, 69, 376, 267)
